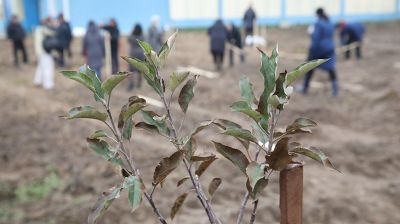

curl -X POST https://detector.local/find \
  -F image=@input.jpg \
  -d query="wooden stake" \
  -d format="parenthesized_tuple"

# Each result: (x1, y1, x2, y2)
(280, 163, 303, 224)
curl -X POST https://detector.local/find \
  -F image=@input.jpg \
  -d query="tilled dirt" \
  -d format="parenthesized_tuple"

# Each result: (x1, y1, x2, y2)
(1, 22, 400, 224)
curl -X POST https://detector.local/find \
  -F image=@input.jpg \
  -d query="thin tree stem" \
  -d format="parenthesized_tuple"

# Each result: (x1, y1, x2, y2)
(103, 121, 118, 138)
(183, 158, 221, 224)
(160, 94, 179, 140)
(236, 109, 279, 224)
(236, 191, 249, 224)
(101, 100, 168, 224)
(267, 109, 277, 154)
(150, 184, 157, 199)
(177, 114, 187, 134)
(249, 200, 259, 224)
(144, 192, 168, 224)
(236, 145, 264, 224)
(155, 71, 221, 224)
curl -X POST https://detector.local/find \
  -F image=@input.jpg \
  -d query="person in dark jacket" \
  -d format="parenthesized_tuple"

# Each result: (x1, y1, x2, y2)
(7, 15, 28, 67)
(82, 21, 105, 80)
(302, 8, 338, 96)
(243, 6, 257, 37)
(128, 24, 145, 90)
(336, 21, 365, 59)
(101, 18, 120, 74)
(227, 23, 244, 67)
(148, 15, 163, 52)
(56, 14, 72, 67)
(208, 19, 228, 71)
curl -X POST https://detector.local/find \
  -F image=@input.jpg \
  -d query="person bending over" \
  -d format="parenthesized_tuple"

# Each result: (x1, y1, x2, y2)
(302, 8, 338, 96)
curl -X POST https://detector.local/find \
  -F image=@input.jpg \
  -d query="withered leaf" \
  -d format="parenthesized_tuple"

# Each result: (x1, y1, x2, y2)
(208, 178, 222, 198)
(153, 150, 185, 185)
(170, 192, 189, 220)
(178, 75, 198, 113)
(195, 157, 217, 177)
(176, 177, 190, 187)
(213, 141, 249, 174)
(88, 186, 122, 224)
(266, 137, 294, 171)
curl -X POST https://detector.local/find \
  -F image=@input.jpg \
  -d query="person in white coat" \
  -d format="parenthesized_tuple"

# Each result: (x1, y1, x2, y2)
(33, 18, 55, 90)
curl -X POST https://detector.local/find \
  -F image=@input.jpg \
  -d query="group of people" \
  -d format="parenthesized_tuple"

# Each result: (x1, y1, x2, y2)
(6, 14, 164, 91)
(6, 7, 365, 96)
(24, 14, 72, 90)
(208, 6, 256, 71)
(207, 6, 365, 97)
(82, 15, 163, 90)
(6, 14, 72, 89)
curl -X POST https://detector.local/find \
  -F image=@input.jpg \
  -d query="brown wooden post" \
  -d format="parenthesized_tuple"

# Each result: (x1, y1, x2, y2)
(279, 163, 303, 224)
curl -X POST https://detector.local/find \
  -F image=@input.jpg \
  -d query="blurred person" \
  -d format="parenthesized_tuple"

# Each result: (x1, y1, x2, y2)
(33, 18, 55, 90)
(6, 15, 28, 67)
(82, 21, 105, 80)
(243, 5, 257, 37)
(208, 19, 228, 71)
(128, 23, 145, 90)
(60, 14, 73, 58)
(55, 14, 72, 67)
(101, 18, 120, 73)
(302, 8, 338, 97)
(336, 21, 365, 59)
(226, 23, 244, 67)
(148, 15, 163, 52)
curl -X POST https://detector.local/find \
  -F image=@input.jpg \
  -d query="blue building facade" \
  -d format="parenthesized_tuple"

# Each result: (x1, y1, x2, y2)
(1, 0, 399, 36)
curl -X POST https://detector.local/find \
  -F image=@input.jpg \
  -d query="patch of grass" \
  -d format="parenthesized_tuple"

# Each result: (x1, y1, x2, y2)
(15, 170, 61, 203)
(0, 182, 14, 199)
(0, 207, 24, 223)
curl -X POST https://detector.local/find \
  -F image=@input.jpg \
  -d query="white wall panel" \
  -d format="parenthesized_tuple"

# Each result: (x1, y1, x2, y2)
(222, 0, 281, 18)
(169, 0, 218, 20)
(345, 0, 396, 14)
(11, 0, 25, 19)
(286, 0, 340, 17)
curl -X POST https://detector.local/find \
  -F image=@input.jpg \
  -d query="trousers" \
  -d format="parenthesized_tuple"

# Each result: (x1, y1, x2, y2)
(12, 40, 28, 66)
(302, 69, 338, 96)
(34, 53, 54, 89)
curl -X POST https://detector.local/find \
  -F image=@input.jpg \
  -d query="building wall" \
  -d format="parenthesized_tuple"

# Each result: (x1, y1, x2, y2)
(345, 0, 397, 14)
(222, 0, 281, 18)
(170, 0, 218, 20)
(1, 0, 399, 36)
(169, 0, 400, 28)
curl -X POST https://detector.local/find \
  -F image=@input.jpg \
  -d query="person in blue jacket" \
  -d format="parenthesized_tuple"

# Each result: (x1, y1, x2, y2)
(302, 8, 338, 96)
(208, 19, 228, 71)
(336, 21, 365, 59)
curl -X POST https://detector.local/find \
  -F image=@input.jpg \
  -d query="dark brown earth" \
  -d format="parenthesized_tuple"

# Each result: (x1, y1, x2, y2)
(1, 22, 400, 224)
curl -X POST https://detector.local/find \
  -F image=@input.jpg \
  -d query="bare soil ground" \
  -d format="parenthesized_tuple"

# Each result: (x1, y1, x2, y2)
(1, 22, 400, 224)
